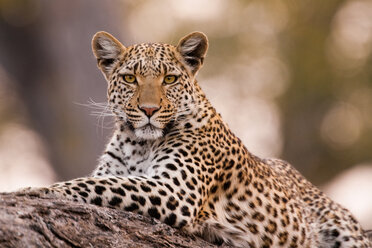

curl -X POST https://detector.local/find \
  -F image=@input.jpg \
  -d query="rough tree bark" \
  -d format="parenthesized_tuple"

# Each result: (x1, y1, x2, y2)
(0, 192, 221, 248)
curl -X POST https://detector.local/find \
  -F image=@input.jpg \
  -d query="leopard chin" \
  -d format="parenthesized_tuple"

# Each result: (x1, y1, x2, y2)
(134, 124, 163, 140)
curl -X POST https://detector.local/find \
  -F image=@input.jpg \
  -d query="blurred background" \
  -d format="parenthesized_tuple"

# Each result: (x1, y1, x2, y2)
(0, 0, 371, 228)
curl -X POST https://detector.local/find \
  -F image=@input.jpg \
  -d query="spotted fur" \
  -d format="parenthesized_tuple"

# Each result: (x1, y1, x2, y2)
(19, 31, 371, 248)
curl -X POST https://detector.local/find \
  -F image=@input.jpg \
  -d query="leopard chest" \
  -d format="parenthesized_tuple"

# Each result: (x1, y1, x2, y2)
(95, 131, 154, 177)
(121, 137, 152, 175)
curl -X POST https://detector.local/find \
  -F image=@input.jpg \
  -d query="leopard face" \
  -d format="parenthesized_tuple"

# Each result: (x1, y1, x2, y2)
(92, 32, 208, 140)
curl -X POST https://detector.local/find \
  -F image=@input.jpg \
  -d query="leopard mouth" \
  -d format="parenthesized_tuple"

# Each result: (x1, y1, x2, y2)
(134, 123, 164, 140)
(142, 123, 157, 130)
(125, 118, 175, 140)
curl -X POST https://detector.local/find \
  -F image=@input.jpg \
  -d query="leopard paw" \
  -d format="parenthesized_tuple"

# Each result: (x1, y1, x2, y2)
(15, 187, 57, 199)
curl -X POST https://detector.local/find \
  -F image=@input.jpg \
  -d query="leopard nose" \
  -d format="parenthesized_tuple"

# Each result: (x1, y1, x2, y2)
(139, 105, 160, 117)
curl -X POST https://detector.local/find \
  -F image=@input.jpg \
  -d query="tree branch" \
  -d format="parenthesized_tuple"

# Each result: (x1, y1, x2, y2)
(0, 193, 219, 248)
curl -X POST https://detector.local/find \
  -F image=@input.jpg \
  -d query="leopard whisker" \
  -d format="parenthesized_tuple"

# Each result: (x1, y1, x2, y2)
(75, 98, 115, 133)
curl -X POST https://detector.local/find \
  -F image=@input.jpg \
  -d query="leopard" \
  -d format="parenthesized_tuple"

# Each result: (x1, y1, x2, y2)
(17, 31, 371, 248)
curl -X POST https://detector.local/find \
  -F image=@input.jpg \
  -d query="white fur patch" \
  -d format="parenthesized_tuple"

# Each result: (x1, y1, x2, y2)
(134, 125, 163, 140)
(96, 37, 121, 59)
(180, 36, 203, 54)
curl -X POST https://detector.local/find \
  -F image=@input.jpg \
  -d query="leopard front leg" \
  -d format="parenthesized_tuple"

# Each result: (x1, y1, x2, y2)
(17, 176, 200, 229)
(16, 186, 59, 198)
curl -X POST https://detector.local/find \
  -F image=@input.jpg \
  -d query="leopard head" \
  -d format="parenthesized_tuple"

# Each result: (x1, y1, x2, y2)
(92, 31, 208, 140)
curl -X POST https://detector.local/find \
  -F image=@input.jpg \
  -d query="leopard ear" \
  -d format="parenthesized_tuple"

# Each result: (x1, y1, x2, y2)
(176, 32, 208, 75)
(92, 31, 126, 79)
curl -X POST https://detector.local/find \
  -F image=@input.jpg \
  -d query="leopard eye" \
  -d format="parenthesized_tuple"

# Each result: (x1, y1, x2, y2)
(163, 75, 178, 85)
(123, 74, 137, 84)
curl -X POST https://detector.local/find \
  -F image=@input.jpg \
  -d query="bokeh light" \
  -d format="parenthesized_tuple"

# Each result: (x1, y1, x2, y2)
(321, 102, 363, 149)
